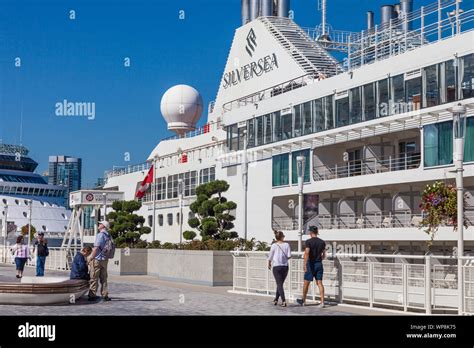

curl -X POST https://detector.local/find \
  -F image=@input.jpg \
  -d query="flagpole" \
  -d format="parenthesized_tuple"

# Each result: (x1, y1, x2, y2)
(152, 155, 158, 242)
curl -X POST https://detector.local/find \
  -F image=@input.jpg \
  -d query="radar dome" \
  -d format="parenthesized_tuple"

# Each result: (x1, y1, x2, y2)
(160, 85, 203, 136)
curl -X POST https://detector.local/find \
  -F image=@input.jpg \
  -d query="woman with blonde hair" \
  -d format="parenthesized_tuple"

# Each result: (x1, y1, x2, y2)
(267, 231, 292, 307)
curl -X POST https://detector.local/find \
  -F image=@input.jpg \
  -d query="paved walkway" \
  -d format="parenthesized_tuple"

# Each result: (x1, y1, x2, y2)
(0, 265, 398, 316)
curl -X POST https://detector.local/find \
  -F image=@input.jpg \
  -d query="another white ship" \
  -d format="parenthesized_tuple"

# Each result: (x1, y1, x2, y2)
(104, 0, 474, 255)
(0, 144, 71, 246)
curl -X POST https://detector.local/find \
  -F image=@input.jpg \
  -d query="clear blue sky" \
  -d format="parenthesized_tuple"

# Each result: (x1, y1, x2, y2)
(0, 0, 436, 187)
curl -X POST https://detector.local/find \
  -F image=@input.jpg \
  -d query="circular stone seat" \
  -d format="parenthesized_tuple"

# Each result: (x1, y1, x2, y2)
(0, 277, 89, 305)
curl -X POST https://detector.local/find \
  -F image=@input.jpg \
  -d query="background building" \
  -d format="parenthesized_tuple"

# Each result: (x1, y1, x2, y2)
(48, 155, 82, 207)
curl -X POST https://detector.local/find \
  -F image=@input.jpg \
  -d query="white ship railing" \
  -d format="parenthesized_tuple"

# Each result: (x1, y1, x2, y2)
(346, 0, 474, 70)
(0, 247, 81, 271)
(105, 162, 151, 179)
(313, 153, 422, 181)
(231, 251, 474, 314)
(223, 73, 320, 112)
(273, 208, 474, 231)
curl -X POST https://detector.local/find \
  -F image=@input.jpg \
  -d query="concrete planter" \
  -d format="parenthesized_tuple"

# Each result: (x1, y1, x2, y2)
(147, 249, 233, 286)
(108, 249, 148, 276)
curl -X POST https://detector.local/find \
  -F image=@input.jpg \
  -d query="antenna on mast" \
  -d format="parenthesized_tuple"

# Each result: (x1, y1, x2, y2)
(317, 0, 330, 41)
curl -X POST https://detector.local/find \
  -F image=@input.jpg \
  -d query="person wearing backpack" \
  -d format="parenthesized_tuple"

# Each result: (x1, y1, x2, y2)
(33, 232, 49, 277)
(267, 231, 292, 307)
(88, 220, 114, 302)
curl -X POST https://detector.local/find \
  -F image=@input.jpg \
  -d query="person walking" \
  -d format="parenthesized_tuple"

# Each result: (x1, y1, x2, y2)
(11, 235, 30, 279)
(33, 232, 49, 277)
(88, 221, 112, 301)
(297, 226, 326, 308)
(267, 231, 292, 307)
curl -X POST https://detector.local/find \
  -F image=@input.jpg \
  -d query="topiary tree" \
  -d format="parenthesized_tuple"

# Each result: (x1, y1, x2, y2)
(188, 180, 238, 241)
(21, 224, 36, 242)
(183, 231, 197, 241)
(107, 200, 151, 248)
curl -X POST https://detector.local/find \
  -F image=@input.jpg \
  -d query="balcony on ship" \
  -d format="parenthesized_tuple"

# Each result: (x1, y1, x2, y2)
(272, 183, 474, 233)
(312, 129, 421, 181)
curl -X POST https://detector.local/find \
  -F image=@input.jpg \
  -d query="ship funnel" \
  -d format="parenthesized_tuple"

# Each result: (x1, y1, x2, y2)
(260, 0, 273, 16)
(277, 0, 290, 18)
(242, 0, 251, 25)
(400, 0, 414, 31)
(250, 0, 260, 20)
(367, 11, 374, 30)
(380, 4, 395, 26)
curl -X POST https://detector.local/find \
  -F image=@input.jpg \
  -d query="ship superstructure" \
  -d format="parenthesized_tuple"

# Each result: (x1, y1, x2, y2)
(104, 0, 474, 255)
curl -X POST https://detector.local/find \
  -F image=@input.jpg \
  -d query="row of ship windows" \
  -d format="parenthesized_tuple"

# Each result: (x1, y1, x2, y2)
(226, 53, 474, 151)
(271, 117, 474, 187)
(0, 186, 65, 198)
(148, 212, 194, 227)
(0, 174, 46, 184)
(143, 167, 216, 202)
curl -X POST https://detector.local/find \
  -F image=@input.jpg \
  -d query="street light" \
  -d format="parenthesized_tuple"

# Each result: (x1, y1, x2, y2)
(453, 102, 467, 315)
(178, 178, 184, 244)
(296, 155, 306, 253)
(2, 203, 7, 263)
(242, 129, 248, 241)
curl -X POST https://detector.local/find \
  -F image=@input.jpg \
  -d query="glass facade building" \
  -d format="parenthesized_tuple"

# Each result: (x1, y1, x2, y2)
(48, 155, 82, 208)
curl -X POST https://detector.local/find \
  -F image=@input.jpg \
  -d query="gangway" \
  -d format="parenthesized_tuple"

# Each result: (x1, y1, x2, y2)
(62, 190, 124, 254)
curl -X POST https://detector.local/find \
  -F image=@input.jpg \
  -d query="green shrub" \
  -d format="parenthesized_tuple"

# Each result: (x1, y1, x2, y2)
(183, 231, 197, 241)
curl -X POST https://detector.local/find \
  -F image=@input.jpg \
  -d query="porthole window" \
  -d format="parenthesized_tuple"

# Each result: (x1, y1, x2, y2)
(22, 212, 27, 218)
(158, 214, 164, 227)
(14, 199, 19, 205)
(2, 199, 6, 205)
(42, 225, 47, 231)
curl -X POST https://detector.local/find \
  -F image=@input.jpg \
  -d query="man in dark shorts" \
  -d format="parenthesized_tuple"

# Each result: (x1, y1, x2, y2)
(297, 226, 326, 308)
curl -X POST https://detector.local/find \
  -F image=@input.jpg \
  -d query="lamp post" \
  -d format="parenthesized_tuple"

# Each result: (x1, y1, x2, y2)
(27, 199, 32, 251)
(178, 178, 184, 244)
(102, 193, 108, 221)
(296, 155, 306, 253)
(2, 203, 7, 263)
(152, 155, 159, 242)
(453, 102, 467, 315)
(242, 129, 248, 241)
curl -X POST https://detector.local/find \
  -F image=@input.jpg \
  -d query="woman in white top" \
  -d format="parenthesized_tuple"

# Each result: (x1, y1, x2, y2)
(267, 231, 292, 307)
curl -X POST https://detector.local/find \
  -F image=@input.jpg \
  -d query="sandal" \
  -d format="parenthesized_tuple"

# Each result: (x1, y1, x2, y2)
(281, 302, 287, 307)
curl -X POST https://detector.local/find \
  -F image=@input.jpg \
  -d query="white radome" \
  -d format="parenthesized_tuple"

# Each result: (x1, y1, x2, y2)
(160, 85, 203, 136)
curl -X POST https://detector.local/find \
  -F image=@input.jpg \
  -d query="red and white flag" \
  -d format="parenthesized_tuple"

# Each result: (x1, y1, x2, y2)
(135, 165, 154, 199)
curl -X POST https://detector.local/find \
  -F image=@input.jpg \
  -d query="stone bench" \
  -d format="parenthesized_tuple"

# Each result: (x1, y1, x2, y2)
(0, 277, 89, 305)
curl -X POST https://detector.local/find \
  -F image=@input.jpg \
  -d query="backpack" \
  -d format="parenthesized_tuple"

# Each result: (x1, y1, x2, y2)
(101, 232, 116, 259)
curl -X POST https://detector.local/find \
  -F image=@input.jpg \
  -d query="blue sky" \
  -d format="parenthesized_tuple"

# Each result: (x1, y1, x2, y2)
(0, 0, 436, 186)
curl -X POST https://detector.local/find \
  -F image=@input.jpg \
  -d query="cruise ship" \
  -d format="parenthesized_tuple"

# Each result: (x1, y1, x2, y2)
(104, 0, 474, 255)
(0, 143, 71, 246)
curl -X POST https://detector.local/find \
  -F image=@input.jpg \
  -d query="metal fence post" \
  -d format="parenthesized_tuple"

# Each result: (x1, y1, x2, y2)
(425, 255, 432, 315)
(403, 264, 408, 312)
(369, 262, 374, 307)
(246, 255, 250, 293)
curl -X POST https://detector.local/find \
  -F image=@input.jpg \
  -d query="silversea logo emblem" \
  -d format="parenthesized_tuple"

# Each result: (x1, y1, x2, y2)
(245, 29, 257, 57)
(222, 28, 279, 90)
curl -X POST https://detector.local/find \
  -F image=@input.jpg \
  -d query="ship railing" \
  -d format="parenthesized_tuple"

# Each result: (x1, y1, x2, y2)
(0, 246, 81, 271)
(104, 162, 151, 179)
(222, 73, 320, 113)
(274, 208, 474, 231)
(230, 251, 474, 314)
(313, 152, 421, 181)
(161, 120, 221, 142)
(346, 0, 474, 70)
